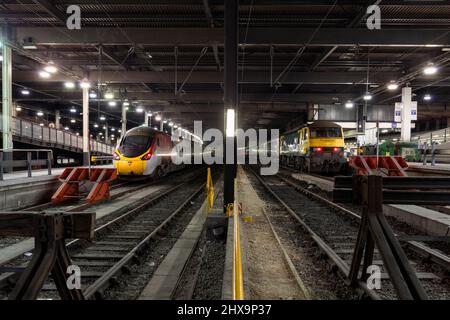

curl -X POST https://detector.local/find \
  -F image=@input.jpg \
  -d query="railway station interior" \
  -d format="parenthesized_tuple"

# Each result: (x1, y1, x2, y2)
(0, 0, 450, 310)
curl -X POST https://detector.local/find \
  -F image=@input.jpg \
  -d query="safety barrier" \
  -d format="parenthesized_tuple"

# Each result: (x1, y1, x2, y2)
(206, 167, 215, 210)
(0, 149, 53, 180)
(349, 155, 408, 176)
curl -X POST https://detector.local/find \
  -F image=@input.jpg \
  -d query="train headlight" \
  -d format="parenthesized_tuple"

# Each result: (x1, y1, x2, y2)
(113, 152, 120, 160)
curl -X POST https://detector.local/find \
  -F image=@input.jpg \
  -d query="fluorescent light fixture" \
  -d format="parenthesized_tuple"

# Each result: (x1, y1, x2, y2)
(226, 109, 236, 137)
(363, 93, 372, 101)
(108, 101, 117, 107)
(425, 44, 441, 48)
(0, 55, 3, 62)
(154, 126, 158, 130)
(37, 111, 44, 116)
(100, 116, 106, 121)
(345, 101, 354, 109)
(64, 82, 75, 89)
(70, 107, 77, 113)
(39, 71, 51, 78)
(111, 128, 115, 132)
(16, 106, 22, 111)
(387, 81, 399, 90)
(424, 94, 432, 101)
(44, 65, 57, 74)
(155, 115, 162, 121)
(123, 101, 130, 107)
(94, 124, 99, 128)
(76, 132, 79, 136)
(39, 123, 44, 127)
(70, 119, 76, 123)
(163, 120, 167, 124)
(169, 122, 174, 127)
(89, 92, 97, 98)
(136, 107, 144, 113)
(64, 127, 69, 130)
(104, 92, 114, 99)
(424, 64, 438, 75)
(21, 89, 30, 95)
(381, 129, 389, 133)
(103, 126, 106, 130)
(174, 125, 178, 129)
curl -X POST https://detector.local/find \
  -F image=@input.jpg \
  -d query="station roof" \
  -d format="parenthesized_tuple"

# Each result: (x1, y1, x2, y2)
(1, 1, 450, 138)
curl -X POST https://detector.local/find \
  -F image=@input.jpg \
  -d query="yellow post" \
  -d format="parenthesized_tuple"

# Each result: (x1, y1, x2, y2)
(232, 201, 244, 300)
(206, 167, 214, 210)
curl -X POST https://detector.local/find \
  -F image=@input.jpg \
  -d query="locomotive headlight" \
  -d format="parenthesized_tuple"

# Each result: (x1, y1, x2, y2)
(113, 152, 120, 160)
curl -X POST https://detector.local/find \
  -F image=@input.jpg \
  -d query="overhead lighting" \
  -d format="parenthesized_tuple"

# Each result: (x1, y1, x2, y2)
(70, 119, 76, 123)
(80, 80, 91, 89)
(363, 93, 372, 101)
(424, 94, 432, 101)
(21, 89, 30, 95)
(425, 44, 441, 48)
(89, 91, 97, 98)
(382, 129, 389, 133)
(94, 124, 99, 128)
(423, 63, 438, 75)
(39, 71, 51, 78)
(345, 101, 354, 109)
(148, 112, 153, 117)
(64, 81, 75, 89)
(37, 111, 44, 116)
(111, 128, 115, 132)
(163, 120, 167, 124)
(39, 123, 44, 127)
(44, 64, 57, 74)
(76, 132, 79, 136)
(123, 101, 130, 107)
(387, 81, 399, 91)
(108, 101, 117, 107)
(118, 129, 122, 133)
(174, 125, 178, 129)
(169, 122, 174, 127)
(64, 127, 69, 130)
(0, 55, 3, 62)
(70, 107, 77, 113)
(16, 106, 22, 111)
(155, 115, 162, 121)
(104, 92, 114, 99)
(154, 126, 158, 130)
(226, 109, 236, 137)
(136, 107, 144, 113)
(100, 115, 106, 121)
(147, 53, 153, 59)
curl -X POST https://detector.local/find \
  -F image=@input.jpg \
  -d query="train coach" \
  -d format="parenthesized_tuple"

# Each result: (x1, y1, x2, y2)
(280, 121, 348, 174)
(113, 126, 182, 179)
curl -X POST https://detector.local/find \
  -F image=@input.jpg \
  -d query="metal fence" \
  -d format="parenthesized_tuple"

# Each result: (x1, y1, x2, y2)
(0, 149, 52, 180)
(0, 117, 114, 155)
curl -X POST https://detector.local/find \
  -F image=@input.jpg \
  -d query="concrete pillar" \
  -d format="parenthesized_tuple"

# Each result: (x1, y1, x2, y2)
(2, 38, 13, 172)
(121, 103, 127, 136)
(401, 87, 412, 142)
(55, 110, 61, 129)
(82, 86, 89, 166)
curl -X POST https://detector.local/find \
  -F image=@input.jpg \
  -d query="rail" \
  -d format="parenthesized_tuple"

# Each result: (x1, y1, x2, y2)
(0, 117, 114, 155)
(0, 149, 52, 180)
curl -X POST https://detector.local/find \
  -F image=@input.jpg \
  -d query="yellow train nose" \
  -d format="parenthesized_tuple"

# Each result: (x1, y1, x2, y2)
(115, 158, 145, 175)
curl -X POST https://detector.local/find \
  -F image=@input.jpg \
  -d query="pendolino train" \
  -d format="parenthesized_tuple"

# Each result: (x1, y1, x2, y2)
(280, 121, 348, 174)
(113, 126, 183, 179)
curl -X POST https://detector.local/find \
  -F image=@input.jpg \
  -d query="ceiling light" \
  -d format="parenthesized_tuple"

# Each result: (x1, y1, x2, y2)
(382, 129, 389, 133)
(80, 80, 91, 89)
(387, 81, 399, 91)
(108, 101, 117, 107)
(37, 111, 44, 116)
(154, 126, 158, 130)
(64, 127, 69, 130)
(44, 65, 57, 74)
(424, 94, 432, 101)
(70, 107, 77, 113)
(39, 71, 51, 78)
(0, 55, 3, 62)
(163, 120, 167, 124)
(363, 93, 372, 101)
(147, 53, 153, 59)
(174, 125, 178, 129)
(111, 128, 115, 132)
(148, 112, 153, 117)
(16, 106, 22, 111)
(155, 115, 162, 121)
(104, 92, 114, 99)
(118, 129, 122, 133)
(76, 132, 79, 136)
(64, 81, 75, 89)
(100, 116, 106, 121)
(94, 124, 99, 128)
(136, 107, 144, 113)
(89, 92, 97, 99)
(169, 122, 174, 127)
(39, 123, 44, 127)
(123, 101, 130, 107)
(70, 119, 76, 123)
(345, 101, 354, 109)
(21, 89, 30, 95)
(424, 63, 438, 75)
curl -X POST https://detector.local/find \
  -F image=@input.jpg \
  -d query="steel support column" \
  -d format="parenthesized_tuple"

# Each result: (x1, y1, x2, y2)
(144, 111, 149, 126)
(223, 0, 238, 212)
(2, 31, 13, 172)
(121, 104, 127, 137)
(55, 110, 61, 130)
(401, 87, 412, 143)
(82, 86, 90, 166)
(160, 116, 164, 131)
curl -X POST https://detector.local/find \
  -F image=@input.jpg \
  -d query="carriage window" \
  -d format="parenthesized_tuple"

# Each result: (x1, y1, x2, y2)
(310, 128, 342, 138)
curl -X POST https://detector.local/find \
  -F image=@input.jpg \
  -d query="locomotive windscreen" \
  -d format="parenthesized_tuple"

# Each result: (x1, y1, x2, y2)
(119, 131, 154, 158)
(310, 127, 342, 138)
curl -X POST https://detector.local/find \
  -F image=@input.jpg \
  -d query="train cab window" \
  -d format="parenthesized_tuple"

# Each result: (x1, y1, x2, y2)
(118, 132, 153, 158)
(310, 128, 342, 138)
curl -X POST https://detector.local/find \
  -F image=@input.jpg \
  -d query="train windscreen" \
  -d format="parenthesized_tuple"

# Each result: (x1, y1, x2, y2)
(310, 127, 342, 138)
(118, 132, 153, 158)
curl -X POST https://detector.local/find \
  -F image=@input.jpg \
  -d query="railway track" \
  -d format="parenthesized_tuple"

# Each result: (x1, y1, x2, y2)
(1, 172, 208, 300)
(246, 166, 449, 300)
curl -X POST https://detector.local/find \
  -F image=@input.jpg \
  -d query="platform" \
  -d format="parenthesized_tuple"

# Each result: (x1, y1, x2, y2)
(407, 162, 450, 176)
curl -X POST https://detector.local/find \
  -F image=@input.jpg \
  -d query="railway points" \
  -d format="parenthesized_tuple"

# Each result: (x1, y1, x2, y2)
(0, 2, 450, 315)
